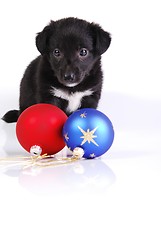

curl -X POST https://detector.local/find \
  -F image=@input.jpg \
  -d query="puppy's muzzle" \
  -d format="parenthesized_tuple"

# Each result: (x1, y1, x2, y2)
(64, 72, 75, 82)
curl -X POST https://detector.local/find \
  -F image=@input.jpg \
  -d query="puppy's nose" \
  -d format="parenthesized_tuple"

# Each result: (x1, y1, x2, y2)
(64, 73, 75, 81)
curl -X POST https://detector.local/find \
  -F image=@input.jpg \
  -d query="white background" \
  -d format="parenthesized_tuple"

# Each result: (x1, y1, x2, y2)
(0, 0, 161, 239)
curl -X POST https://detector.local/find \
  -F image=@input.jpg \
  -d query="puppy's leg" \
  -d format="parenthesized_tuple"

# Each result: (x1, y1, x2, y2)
(80, 93, 101, 109)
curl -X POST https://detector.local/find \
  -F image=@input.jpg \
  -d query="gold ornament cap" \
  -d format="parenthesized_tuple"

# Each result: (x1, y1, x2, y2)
(73, 147, 84, 159)
(30, 145, 42, 156)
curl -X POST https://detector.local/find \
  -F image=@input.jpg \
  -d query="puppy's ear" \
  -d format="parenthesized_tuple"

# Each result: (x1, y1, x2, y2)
(90, 23, 111, 55)
(36, 22, 54, 55)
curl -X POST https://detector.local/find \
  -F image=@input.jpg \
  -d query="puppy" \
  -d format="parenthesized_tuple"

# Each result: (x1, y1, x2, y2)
(2, 17, 111, 123)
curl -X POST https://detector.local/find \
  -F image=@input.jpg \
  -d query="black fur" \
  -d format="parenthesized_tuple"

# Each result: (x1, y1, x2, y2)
(2, 17, 111, 123)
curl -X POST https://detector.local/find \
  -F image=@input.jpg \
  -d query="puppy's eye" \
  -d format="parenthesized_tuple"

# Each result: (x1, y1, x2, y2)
(79, 48, 88, 57)
(53, 48, 61, 57)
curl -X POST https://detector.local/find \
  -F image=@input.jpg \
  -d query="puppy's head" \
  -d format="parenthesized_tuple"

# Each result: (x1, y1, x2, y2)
(36, 18, 111, 87)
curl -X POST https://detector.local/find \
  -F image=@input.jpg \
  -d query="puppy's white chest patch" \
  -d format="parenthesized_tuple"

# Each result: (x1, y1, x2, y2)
(51, 87, 93, 113)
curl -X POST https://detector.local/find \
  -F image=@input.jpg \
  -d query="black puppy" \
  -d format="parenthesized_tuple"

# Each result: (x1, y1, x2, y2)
(2, 17, 111, 123)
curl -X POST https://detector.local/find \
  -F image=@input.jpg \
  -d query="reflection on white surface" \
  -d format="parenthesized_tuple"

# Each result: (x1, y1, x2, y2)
(0, 91, 161, 197)
(3, 159, 115, 195)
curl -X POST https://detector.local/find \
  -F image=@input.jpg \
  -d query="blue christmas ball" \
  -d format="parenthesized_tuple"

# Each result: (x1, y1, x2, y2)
(63, 108, 114, 159)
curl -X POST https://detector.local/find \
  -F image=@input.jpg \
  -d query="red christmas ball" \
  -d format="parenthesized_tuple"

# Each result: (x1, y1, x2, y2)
(16, 104, 67, 155)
